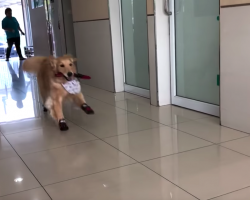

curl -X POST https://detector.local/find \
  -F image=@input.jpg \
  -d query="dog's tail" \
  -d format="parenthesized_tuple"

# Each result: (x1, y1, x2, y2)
(22, 56, 47, 74)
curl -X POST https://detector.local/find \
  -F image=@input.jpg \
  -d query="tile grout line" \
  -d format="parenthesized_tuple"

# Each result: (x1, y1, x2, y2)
(208, 185, 250, 200)
(43, 163, 137, 187)
(170, 128, 250, 146)
(20, 96, 215, 153)
(96, 127, 161, 139)
(83, 96, 219, 146)
(65, 101, 250, 200)
(82, 94, 237, 146)
(65, 118, 201, 200)
(138, 162, 200, 200)
(2, 134, 53, 200)
(138, 144, 216, 163)
(219, 145, 250, 159)
(14, 138, 100, 157)
(0, 187, 42, 198)
(218, 135, 250, 144)
(2, 93, 249, 198)
(84, 94, 210, 125)
(1, 127, 49, 136)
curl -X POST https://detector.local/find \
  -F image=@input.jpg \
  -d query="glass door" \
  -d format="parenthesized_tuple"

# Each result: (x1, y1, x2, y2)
(169, 0, 220, 116)
(120, 0, 150, 98)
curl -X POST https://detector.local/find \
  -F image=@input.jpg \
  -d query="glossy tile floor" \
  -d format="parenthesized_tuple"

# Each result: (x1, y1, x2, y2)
(0, 60, 250, 200)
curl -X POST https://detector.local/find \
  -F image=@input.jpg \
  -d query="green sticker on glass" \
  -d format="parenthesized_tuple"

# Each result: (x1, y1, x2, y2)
(217, 75, 220, 86)
(217, 16, 220, 21)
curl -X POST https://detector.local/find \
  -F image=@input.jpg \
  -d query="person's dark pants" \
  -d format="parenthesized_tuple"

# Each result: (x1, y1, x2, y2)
(6, 37, 23, 59)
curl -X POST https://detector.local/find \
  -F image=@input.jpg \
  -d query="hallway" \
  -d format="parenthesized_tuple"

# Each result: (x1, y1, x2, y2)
(1, 60, 250, 200)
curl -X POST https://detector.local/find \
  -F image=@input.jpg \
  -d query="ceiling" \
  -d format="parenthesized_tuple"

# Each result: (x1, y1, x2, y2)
(0, 0, 21, 8)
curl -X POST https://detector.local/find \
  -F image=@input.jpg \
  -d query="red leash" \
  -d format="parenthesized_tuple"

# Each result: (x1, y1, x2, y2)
(55, 72, 91, 80)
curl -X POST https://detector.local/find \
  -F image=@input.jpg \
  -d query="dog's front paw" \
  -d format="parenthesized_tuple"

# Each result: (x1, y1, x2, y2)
(81, 104, 94, 114)
(59, 119, 69, 131)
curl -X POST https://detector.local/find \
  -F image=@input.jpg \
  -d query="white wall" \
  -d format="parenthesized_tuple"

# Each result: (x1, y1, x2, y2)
(220, 5, 250, 133)
(71, 0, 115, 92)
(74, 21, 114, 91)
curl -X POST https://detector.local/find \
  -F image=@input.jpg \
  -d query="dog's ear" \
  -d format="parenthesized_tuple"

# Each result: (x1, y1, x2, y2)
(49, 56, 57, 71)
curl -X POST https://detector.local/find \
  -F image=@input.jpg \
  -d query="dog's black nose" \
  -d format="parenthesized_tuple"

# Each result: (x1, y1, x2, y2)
(67, 72, 73, 77)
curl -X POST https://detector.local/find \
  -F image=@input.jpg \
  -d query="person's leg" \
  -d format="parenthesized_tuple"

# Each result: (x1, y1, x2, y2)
(14, 37, 25, 60)
(6, 38, 14, 61)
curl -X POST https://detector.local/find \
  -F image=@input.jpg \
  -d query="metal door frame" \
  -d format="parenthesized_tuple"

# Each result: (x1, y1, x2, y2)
(168, 0, 220, 116)
(118, 0, 150, 98)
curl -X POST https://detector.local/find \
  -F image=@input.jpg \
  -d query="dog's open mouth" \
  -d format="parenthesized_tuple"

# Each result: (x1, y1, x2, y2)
(64, 75, 74, 81)
(55, 73, 74, 81)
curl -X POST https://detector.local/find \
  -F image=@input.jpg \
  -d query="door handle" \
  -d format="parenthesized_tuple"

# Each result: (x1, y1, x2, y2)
(165, 0, 172, 15)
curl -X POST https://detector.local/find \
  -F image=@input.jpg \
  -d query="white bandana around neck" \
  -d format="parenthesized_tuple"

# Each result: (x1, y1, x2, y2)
(61, 79, 81, 94)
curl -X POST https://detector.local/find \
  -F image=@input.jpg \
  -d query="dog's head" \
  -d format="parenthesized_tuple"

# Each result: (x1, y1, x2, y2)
(50, 55, 77, 81)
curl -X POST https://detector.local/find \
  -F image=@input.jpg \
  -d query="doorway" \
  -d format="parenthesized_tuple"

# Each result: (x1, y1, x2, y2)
(0, 0, 27, 60)
(169, 0, 220, 116)
(120, 0, 150, 98)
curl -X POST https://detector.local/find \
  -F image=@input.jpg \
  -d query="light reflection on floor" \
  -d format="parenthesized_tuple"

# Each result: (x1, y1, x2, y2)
(0, 58, 39, 123)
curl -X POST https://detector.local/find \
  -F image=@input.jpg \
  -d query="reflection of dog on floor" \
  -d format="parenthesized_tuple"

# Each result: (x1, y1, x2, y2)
(22, 55, 94, 131)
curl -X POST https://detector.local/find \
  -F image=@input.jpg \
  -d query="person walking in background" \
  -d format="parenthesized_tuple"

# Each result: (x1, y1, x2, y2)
(2, 8, 26, 61)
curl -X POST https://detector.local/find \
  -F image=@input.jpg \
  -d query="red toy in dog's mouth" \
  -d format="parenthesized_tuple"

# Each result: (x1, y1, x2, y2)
(55, 72, 91, 80)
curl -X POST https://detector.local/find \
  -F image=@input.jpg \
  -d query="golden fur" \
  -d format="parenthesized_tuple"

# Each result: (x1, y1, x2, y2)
(22, 55, 87, 126)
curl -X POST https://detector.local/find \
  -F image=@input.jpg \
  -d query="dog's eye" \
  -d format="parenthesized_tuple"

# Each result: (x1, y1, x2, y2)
(69, 63, 72, 66)
(60, 64, 64, 68)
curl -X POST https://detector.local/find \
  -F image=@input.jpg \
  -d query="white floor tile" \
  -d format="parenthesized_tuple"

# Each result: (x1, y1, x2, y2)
(66, 112, 163, 138)
(221, 137, 250, 156)
(21, 140, 136, 185)
(5, 122, 97, 155)
(104, 126, 212, 161)
(0, 157, 40, 197)
(81, 84, 144, 105)
(172, 117, 248, 143)
(45, 164, 197, 200)
(0, 188, 50, 200)
(115, 98, 210, 124)
(0, 116, 56, 135)
(0, 136, 17, 160)
(143, 145, 250, 200)
(212, 187, 250, 200)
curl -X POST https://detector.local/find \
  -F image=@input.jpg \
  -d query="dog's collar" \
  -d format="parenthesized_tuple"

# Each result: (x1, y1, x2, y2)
(55, 72, 91, 80)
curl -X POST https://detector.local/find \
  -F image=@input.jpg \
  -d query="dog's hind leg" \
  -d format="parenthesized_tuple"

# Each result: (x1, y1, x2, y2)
(72, 93, 94, 114)
(51, 97, 69, 131)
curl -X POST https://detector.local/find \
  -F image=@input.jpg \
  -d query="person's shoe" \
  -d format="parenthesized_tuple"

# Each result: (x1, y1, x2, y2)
(5, 58, 9, 61)
(20, 57, 26, 61)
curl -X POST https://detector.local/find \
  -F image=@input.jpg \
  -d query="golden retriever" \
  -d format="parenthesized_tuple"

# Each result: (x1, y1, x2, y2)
(22, 55, 94, 131)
